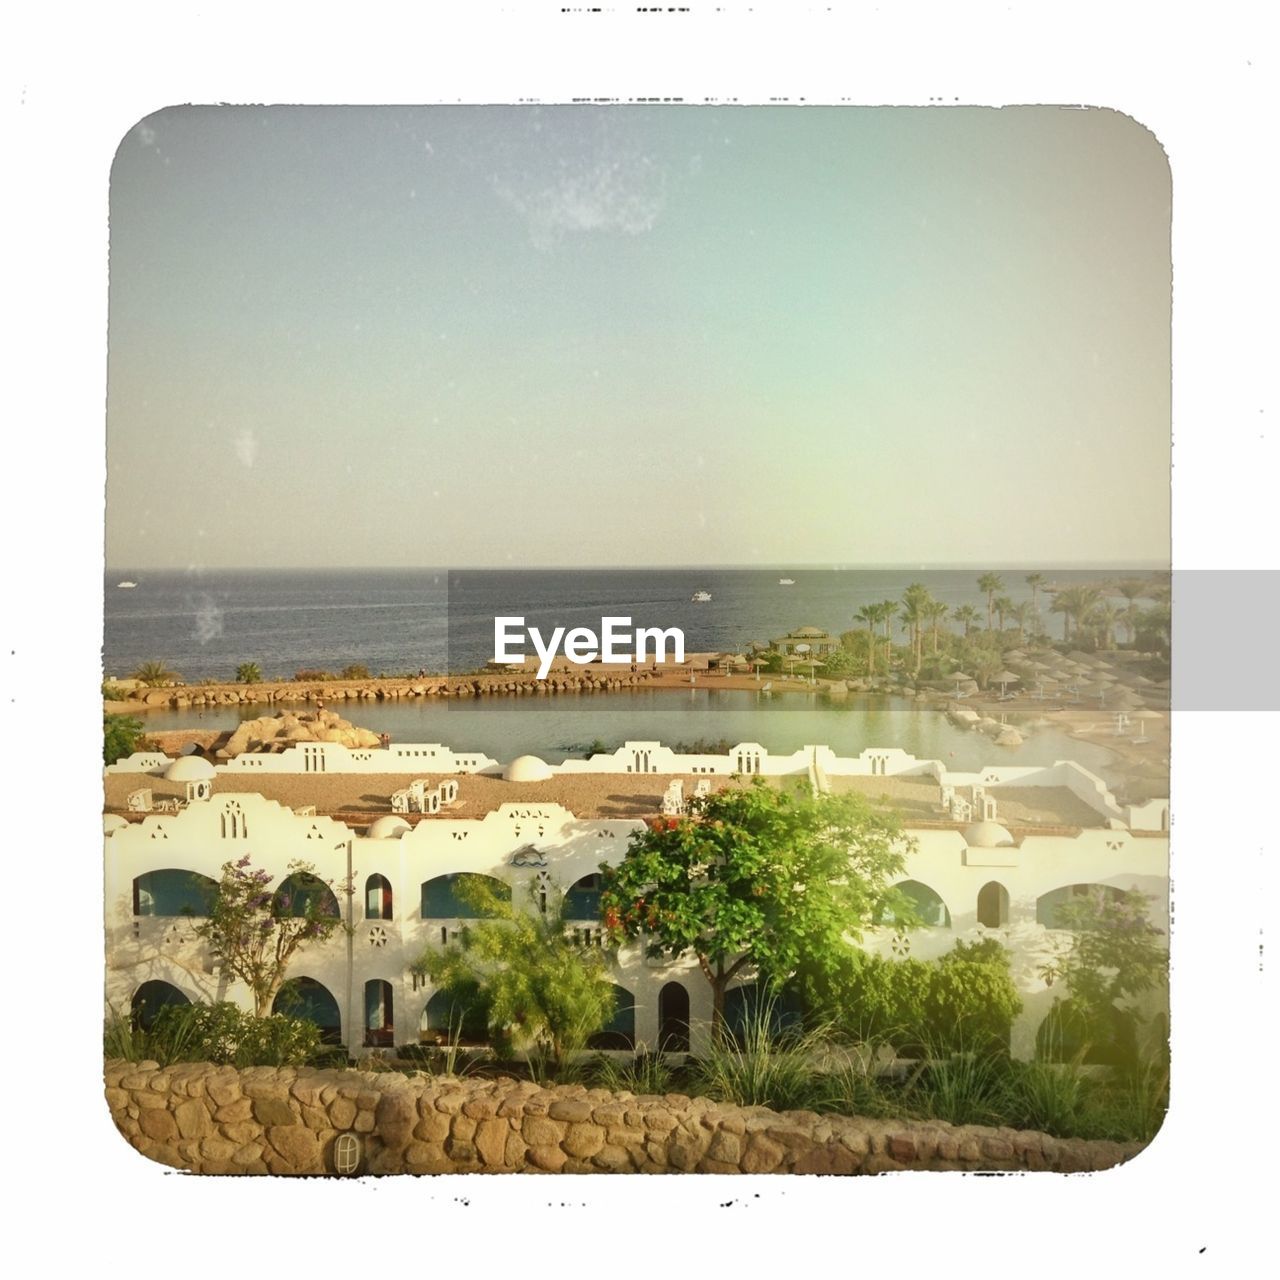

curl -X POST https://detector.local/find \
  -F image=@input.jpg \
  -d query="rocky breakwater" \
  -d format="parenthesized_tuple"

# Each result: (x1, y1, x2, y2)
(105, 1062, 1146, 1176)
(219, 709, 381, 758)
(121, 669, 660, 711)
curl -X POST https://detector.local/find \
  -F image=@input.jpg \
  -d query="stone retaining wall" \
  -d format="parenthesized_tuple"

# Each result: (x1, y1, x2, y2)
(105, 1061, 1145, 1175)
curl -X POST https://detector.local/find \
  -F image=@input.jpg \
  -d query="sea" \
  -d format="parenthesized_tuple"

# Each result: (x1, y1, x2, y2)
(104, 567, 1155, 777)
(103, 566, 1155, 684)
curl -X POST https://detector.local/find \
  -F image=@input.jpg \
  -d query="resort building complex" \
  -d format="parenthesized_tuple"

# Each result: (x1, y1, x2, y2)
(105, 735, 1169, 1062)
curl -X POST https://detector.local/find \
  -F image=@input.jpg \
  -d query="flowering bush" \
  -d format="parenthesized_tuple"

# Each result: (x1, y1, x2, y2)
(193, 856, 345, 1017)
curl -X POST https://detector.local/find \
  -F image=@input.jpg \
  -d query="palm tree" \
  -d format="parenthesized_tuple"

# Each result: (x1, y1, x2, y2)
(953, 604, 980, 638)
(236, 662, 263, 685)
(977, 574, 1004, 631)
(1049, 586, 1102, 643)
(1093, 601, 1122, 650)
(993, 595, 1015, 633)
(855, 605, 879, 676)
(900, 583, 933, 674)
(132, 661, 177, 687)
(1025, 572, 1046, 617)
(924, 600, 950, 654)
(878, 600, 898, 672)
(1011, 601, 1035, 641)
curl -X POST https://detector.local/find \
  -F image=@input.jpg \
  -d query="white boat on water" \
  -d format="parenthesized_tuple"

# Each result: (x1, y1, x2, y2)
(778, 578, 795, 585)
(690, 590, 712, 603)
(117, 581, 138, 589)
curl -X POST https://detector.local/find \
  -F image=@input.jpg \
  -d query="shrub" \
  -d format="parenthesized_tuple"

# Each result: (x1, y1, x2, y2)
(293, 669, 334, 682)
(341, 663, 371, 680)
(104, 713, 145, 764)
(132, 661, 177, 686)
(103, 1002, 322, 1067)
(102, 682, 128, 701)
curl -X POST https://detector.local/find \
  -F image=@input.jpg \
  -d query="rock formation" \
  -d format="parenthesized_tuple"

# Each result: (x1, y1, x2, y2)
(218, 710, 381, 758)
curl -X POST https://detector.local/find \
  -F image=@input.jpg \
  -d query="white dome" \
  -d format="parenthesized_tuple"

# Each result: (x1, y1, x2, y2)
(163, 755, 217, 782)
(962, 820, 1015, 848)
(103, 814, 127, 834)
(367, 815, 411, 839)
(504, 754, 554, 782)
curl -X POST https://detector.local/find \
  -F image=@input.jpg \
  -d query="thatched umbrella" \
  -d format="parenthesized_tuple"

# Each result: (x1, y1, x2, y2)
(994, 670, 1021, 697)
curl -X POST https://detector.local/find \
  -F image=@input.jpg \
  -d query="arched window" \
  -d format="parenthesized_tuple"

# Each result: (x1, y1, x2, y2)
(588, 984, 636, 1050)
(564, 874, 602, 920)
(132, 869, 218, 917)
(274, 977, 342, 1044)
(365, 873, 393, 920)
(420, 873, 510, 919)
(977, 880, 1009, 928)
(1036, 883, 1126, 928)
(881, 879, 952, 928)
(420, 984, 490, 1044)
(364, 979, 394, 1047)
(274, 873, 340, 920)
(658, 981, 690, 1053)
(131, 980, 190, 1031)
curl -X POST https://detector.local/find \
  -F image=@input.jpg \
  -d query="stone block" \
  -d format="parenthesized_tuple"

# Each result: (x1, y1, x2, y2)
(138, 1109, 178, 1143)
(328, 1097, 357, 1130)
(267, 1125, 320, 1170)
(740, 1135, 784, 1174)
(175, 1100, 212, 1140)
(475, 1118, 508, 1167)
(252, 1098, 297, 1127)
(562, 1122, 606, 1158)
(527, 1144, 568, 1172)
(548, 1098, 594, 1123)
(415, 1110, 452, 1143)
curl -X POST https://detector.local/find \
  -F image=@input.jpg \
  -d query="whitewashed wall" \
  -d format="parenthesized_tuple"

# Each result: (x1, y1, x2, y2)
(105, 789, 1168, 1061)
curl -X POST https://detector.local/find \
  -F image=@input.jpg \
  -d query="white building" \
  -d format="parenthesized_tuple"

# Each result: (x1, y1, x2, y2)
(104, 742, 1169, 1061)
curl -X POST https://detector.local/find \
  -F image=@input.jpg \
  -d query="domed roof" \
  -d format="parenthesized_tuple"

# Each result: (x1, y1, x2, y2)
(504, 754, 554, 782)
(793, 625, 828, 636)
(367, 815, 411, 839)
(163, 755, 217, 782)
(962, 820, 1015, 848)
(103, 814, 127, 834)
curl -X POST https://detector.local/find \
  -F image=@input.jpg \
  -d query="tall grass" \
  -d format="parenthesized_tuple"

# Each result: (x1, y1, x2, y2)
(904, 1049, 1008, 1128)
(691, 998, 832, 1112)
(590, 1048, 678, 1096)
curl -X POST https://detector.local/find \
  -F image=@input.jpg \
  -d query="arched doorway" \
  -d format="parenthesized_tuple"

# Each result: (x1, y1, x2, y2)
(658, 981, 690, 1053)
(364, 979, 394, 1047)
(131, 980, 190, 1031)
(587, 985, 636, 1050)
(977, 880, 1009, 928)
(274, 977, 342, 1044)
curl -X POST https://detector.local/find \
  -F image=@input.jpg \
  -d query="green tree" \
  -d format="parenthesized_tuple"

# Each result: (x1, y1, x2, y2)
(132, 660, 177, 687)
(1025, 572, 1046, 617)
(993, 595, 1014, 633)
(952, 604, 981, 638)
(600, 781, 915, 1034)
(854, 604, 879, 675)
(192, 856, 346, 1017)
(1049, 585, 1102, 643)
(977, 574, 1004, 631)
(235, 662, 262, 684)
(1010, 600, 1035, 642)
(1038, 887, 1166, 1063)
(104, 713, 145, 764)
(413, 877, 615, 1065)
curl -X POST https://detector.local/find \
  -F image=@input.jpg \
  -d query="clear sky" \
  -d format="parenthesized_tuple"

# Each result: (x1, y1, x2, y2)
(106, 105, 1170, 570)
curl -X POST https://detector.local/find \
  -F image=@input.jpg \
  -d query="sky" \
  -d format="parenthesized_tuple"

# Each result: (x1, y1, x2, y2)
(106, 105, 1171, 570)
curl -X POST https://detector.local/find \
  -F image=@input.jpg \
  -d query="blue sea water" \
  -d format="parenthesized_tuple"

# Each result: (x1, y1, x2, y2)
(103, 566, 1148, 683)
